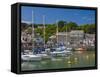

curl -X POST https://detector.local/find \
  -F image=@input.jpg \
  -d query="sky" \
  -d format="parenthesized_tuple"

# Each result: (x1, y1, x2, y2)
(21, 6, 95, 25)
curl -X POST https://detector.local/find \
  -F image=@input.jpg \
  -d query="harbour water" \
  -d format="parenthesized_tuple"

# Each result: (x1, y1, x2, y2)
(21, 51, 95, 71)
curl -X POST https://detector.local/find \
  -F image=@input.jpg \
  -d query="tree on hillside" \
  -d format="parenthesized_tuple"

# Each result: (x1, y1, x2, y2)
(84, 24, 95, 34)
(58, 21, 67, 27)
(21, 23, 29, 31)
(66, 22, 78, 31)
(79, 24, 95, 34)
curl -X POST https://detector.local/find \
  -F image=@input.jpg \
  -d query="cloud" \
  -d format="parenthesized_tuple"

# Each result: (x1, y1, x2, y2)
(21, 20, 31, 24)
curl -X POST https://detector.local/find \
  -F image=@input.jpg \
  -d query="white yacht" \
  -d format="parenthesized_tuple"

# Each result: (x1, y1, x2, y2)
(21, 54, 42, 61)
(50, 46, 72, 56)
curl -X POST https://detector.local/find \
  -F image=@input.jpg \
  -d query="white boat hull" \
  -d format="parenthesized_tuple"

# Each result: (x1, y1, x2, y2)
(21, 55, 42, 61)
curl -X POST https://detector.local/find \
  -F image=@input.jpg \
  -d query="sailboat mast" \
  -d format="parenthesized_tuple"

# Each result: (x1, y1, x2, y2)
(32, 10, 34, 52)
(66, 24, 67, 49)
(43, 15, 45, 48)
(56, 20, 58, 45)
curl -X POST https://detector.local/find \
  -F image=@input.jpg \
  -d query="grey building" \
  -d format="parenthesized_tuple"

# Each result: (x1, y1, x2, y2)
(52, 30, 85, 48)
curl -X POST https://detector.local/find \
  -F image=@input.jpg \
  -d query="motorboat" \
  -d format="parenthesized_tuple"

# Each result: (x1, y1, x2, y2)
(50, 44, 72, 56)
(75, 47, 86, 51)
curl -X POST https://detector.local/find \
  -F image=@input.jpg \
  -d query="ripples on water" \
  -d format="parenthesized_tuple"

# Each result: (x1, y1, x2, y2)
(21, 51, 95, 71)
